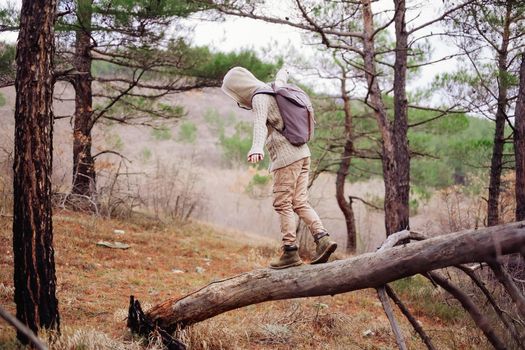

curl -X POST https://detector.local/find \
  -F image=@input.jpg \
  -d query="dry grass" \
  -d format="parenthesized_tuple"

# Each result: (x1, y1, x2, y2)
(0, 211, 490, 349)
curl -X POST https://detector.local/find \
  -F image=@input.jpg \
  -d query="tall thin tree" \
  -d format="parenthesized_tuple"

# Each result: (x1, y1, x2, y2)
(441, 0, 524, 225)
(334, 64, 358, 252)
(71, 0, 95, 198)
(515, 52, 525, 221)
(12, 0, 60, 343)
(486, 1, 514, 226)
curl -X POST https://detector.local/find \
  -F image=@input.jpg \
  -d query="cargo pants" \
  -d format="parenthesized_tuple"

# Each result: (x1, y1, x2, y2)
(272, 157, 326, 246)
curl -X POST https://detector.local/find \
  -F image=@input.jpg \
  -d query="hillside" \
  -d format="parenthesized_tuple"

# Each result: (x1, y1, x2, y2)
(0, 85, 475, 255)
(0, 212, 489, 349)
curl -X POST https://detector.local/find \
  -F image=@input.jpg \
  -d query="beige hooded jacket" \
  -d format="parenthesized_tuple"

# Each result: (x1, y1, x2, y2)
(221, 67, 310, 171)
(221, 67, 269, 109)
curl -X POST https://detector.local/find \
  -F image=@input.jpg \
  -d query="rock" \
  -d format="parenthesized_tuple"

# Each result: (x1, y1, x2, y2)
(363, 329, 374, 337)
(172, 269, 185, 274)
(96, 241, 130, 249)
(114, 229, 125, 235)
(195, 266, 205, 274)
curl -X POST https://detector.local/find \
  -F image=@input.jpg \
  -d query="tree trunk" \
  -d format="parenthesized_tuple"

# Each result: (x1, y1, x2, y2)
(361, 0, 409, 235)
(391, 0, 410, 233)
(72, 0, 96, 199)
(137, 221, 525, 331)
(336, 167, 357, 253)
(487, 3, 511, 226)
(515, 53, 525, 221)
(12, 0, 60, 343)
(335, 71, 357, 253)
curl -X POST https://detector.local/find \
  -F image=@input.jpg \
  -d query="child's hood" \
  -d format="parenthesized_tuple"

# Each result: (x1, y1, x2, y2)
(221, 67, 269, 109)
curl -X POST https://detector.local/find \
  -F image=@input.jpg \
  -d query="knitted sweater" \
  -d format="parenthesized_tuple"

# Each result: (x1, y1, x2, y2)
(248, 94, 310, 171)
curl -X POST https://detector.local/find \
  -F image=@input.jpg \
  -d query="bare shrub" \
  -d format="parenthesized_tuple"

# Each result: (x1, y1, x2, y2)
(437, 184, 485, 233)
(498, 172, 518, 224)
(143, 157, 203, 223)
(51, 151, 204, 224)
(97, 159, 144, 218)
(436, 171, 525, 347)
(437, 172, 521, 234)
(52, 158, 140, 218)
(453, 264, 525, 349)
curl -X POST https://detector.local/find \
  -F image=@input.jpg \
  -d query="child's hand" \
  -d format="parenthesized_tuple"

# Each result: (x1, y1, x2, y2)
(247, 153, 264, 163)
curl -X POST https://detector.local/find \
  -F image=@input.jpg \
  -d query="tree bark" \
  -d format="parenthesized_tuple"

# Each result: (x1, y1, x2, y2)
(335, 69, 357, 253)
(135, 221, 525, 332)
(12, 0, 60, 343)
(391, 0, 410, 233)
(515, 52, 525, 221)
(361, 0, 409, 236)
(487, 2, 511, 226)
(72, 0, 96, 199)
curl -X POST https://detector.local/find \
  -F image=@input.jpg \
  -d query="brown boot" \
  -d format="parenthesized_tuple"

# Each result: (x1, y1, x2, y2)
(311, 232, 337, 264)
(269, 245, 303, 269)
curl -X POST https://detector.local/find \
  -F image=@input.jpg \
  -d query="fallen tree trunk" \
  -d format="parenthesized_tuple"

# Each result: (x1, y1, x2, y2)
(133, 221, 525, 333)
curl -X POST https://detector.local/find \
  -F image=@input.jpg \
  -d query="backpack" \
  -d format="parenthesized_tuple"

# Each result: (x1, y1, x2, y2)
(253, 83, 315, 146)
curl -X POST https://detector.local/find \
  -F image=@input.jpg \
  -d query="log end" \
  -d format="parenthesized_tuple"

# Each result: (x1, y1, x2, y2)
(127, 295, 187, 350)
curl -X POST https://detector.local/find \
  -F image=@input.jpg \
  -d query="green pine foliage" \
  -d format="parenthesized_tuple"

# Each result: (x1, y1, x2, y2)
(180, 43, 282, 82)
(219, 121, 254, 166)
(151, 125, 172, 141)
(177, 121, 197, 143)
(0, 43, 14, 76)
(140, 147, 153, 162)
(0, 3, 18, 30)
(91, 0, 205, 24)
(90, 39, 280, 85)
(204, 108, 269, 169)
(311, 95, 500, 191)
(0, 42, 15, 85)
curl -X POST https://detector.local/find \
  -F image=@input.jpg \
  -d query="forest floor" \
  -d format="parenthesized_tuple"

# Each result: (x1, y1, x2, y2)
(0, 211, 489, 349)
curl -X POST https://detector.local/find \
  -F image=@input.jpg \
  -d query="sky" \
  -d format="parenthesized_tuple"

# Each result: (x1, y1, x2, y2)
(178, 0, 456, 99)
(0, 0, 457, 100)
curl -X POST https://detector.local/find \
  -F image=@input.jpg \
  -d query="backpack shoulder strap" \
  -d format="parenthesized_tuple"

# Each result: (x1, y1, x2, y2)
(252, 83, 275, 98)
(251, 83, 281, 131)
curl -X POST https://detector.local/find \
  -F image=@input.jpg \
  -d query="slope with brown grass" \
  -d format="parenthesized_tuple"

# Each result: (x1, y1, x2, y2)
(0, 211, 492, 349)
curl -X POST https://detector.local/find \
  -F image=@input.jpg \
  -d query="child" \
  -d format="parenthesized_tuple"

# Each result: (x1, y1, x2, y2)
(221, 66, 337, 269)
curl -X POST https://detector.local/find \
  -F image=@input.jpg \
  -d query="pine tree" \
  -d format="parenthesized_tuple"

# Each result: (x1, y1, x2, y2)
(12, 0, 60, 343)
